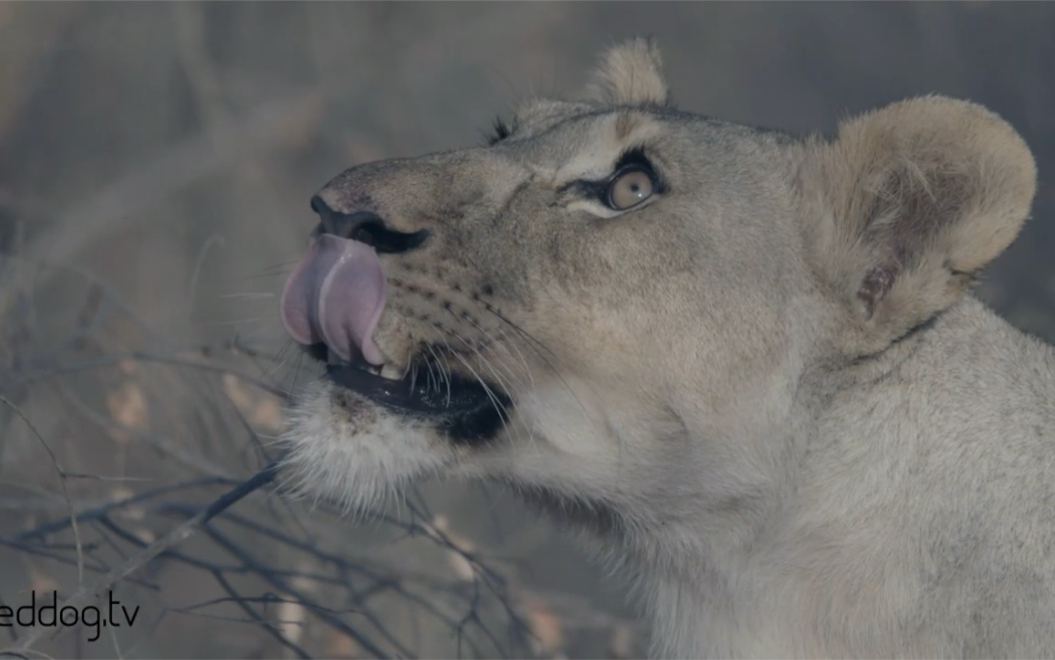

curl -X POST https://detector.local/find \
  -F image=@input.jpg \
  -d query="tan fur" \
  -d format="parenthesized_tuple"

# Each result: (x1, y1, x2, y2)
(584, 37, 669, 106)
(281, 40, 1055, 658)
(800, 96, 1037, 356)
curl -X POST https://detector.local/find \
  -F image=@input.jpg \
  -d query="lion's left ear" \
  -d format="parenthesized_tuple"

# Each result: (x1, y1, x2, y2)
(801, 95, 1037, 350)
(584, 37, 670, 107)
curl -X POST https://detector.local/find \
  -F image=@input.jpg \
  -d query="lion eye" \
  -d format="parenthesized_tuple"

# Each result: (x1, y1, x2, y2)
(606, 168, 654, 210)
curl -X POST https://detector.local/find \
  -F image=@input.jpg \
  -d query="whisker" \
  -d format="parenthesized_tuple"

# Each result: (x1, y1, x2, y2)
(482, 303, 556, 358)
(448, 347, 510, 428)
(449, 331, 539, 453)
(208, 317, 262, 326)
(266, 339, 298, 382)
(219, 292, 276, 300)
(408, 362, 419, 394)
(289, 343, 307, 393)
(439, 338, 462, 408)
(480, 306, 594, 422)
(449, 332, 518, 400)
(417, 345, 440, 394)
(466, 321, 538, 399)
(425, 344, 452, 405)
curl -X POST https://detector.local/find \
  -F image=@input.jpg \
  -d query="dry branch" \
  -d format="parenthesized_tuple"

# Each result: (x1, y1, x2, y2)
(1, 463, 279, 656)
(0, 260, 641, 658)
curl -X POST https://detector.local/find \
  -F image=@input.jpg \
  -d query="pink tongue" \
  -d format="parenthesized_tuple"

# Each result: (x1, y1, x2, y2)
(280, 234, 388, 366)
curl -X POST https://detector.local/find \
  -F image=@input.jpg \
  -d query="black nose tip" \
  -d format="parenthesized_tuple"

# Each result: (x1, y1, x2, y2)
(310, 194, 328, 215)
(309, 195, 429, 254)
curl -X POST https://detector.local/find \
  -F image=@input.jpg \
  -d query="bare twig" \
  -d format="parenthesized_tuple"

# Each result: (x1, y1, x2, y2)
(202, 525, 395, 659)
(12, 476, 230, 542)
(208, 571, 313, 660)
(0, 395, 85, 585)
(2, 462, 278, 655)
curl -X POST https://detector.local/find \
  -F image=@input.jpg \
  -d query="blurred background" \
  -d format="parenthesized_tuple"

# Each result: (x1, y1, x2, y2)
(0, 3, 1053, 658)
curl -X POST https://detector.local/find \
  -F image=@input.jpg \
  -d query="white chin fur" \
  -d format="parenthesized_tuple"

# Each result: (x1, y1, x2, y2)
(280, 380, 450, 514)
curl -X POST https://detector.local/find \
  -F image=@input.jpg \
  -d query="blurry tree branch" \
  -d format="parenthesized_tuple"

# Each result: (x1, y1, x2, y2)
(1, 90, 324, 315)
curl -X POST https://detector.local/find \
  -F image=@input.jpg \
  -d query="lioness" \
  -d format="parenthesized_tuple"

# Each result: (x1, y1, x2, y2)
(279, 38, 1055, 657)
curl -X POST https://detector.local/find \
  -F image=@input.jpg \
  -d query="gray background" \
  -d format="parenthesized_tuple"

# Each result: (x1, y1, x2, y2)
(1, 3, 1053, 658)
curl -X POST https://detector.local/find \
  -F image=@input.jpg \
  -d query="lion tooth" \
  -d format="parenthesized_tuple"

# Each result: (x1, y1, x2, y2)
(379, 364, 403, 381)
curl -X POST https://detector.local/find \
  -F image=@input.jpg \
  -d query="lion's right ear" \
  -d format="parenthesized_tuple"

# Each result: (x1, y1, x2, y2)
(800, 96, 1037, 353)
(584, 37, 670, 107)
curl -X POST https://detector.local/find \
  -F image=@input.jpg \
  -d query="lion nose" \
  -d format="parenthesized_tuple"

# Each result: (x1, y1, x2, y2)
(310, 194, 429, 254)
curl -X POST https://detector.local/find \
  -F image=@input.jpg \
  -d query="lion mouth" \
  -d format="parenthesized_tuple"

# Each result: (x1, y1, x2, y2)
(315, 346, 513, 443)
(283, 233, 513, 442)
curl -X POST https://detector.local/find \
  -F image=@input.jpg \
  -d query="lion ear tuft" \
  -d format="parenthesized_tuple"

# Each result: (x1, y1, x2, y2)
(584, 37, 670, 107)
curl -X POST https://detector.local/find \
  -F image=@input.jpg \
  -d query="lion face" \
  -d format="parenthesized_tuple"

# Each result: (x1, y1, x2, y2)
(279, 40, 809, 525)
(278, 38, 1035, 543)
